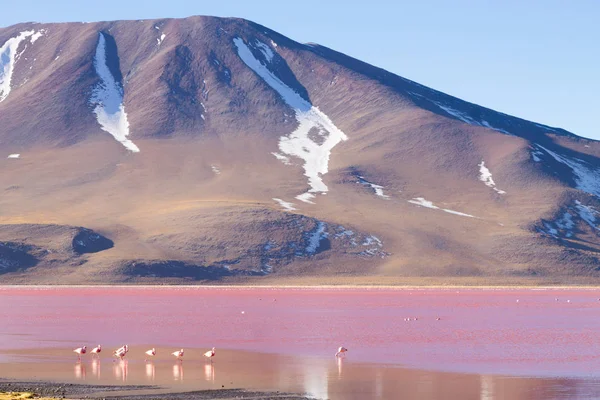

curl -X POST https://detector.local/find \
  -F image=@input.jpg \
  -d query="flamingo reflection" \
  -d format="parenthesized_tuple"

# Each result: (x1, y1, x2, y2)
(74, 362, 86, 380)
(336, 356, 344, 379)
(145, 362, 155, 381)
(113, 360, 128, 382)
(173, 363, 184, 381)
(204, 363, 215, 382)
(91, 358, 101, 379)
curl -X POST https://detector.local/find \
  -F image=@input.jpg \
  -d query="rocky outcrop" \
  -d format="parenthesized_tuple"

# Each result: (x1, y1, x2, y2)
(0, 242, 38, 273)
(122, 260, 265, 280)
(72, 228, 114, 254)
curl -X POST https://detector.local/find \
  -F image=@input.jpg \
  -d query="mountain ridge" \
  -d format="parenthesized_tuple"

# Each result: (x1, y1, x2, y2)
(1, 16, 600, 284)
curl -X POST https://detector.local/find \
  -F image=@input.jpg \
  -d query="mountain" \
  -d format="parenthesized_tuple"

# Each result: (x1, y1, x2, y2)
(1, 16, 600, 284)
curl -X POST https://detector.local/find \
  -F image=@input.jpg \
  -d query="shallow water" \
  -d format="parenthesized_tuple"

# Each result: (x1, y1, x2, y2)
(1, 287, 600, 399)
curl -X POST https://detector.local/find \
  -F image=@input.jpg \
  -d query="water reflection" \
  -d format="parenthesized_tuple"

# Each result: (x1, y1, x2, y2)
(204, 363, 214, 382)
(480, 375, 494, 400)
(74, 362, 86, 380)
(9, 347, 600, 400)
(374, 371, 383, 398)
(336, 356, 344, 379)
(173, 363, 183, 381)
(113, 360, 128, 382)
(303, 361, 328, 400)
(145, 362, 155, 381)
(91, 358, 101, 379)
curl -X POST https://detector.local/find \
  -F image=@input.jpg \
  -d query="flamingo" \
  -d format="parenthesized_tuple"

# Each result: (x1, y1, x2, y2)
(73, 345, 87, 361)
(91, 345, 102, 358)
(114, 345, 128, 360)
(203, 347, 215, 362)
(335, 346, 348, 357)
(145, 348, 156, 362)
(172, 349, 184, 361)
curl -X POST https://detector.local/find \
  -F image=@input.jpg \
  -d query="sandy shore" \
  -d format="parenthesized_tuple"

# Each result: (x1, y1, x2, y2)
(5, 268, 600, 288)
(0, 382, 312, 400)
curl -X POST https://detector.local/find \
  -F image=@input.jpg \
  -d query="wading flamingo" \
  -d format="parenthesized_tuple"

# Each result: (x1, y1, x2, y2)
(203, 347, 215, 362)
(114, 345, 128, 360)
(91, 345, 101, 358)
(73, 345, 87, 361)
(335, 346, 348, 357)
(145, 348, 156, 362)
(172, 349, 184, 361)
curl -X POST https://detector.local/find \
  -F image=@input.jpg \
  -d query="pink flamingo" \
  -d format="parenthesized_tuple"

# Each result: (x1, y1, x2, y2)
(114, 345, 128, 360)
(172, 349, 184, 361)
(203, 347, 215, 362)
(91, 345, 102, 358)
(145, 348, 156, 362)
(335, 346, 348, 357)
(73, 345, 87, 361)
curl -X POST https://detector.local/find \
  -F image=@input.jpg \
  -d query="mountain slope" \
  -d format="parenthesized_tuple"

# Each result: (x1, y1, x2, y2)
(1, 16, 600, 284)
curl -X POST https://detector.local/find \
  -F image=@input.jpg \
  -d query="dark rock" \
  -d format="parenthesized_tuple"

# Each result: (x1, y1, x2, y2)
(72, 228, 114, 254)
(123, 260, 265, 280)
(0, 242, 38, 273)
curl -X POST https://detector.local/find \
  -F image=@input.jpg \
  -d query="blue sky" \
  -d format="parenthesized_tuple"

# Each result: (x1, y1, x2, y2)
(2, 0, 598, 139)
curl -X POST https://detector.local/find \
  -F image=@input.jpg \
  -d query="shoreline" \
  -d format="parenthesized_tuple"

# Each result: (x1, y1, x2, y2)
(2, 284, 600, 290)
(4, 273, 600, 289)
(0, 381, 312, 400)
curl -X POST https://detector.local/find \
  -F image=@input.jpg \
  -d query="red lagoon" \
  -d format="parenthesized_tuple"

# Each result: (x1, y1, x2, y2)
(1, 287, 600, 378)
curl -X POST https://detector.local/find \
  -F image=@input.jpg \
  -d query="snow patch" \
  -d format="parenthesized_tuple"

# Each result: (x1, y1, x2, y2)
(7, 154, 20, 159)
(306, 222, 327, 254)
(273, 198, 296, 211)
(359, 234, 384, 257)
(531, 148, 544, 162)
(480, 120, 511, 135)
(536, 145, 600, 197)
(575, 201, 598, 230)
(156, 33, 166, 46)
(271, 152, 291, 165)
(335, 227, 354, 239)
(29, 30, 45, 44)
(362, 235, 382, 247)
(201, 79, 209, 100)
(90, 33, 139, 153)
(442, 209, 477, 218)
(0, 30, 37, 102)
(432, 101, 478, 125)
(296, 193, 316, 204)
(270, 40, 278, 48)
(555, 212, 575, 233)
(262, 264, 273, 273)
(542, 222, 559, 238)
(408, 197, 475, 218)
(234, 37, 348, 201)
(539, 202, 598, 239)
(254, 40, 275, 62)
(357, 176, 390, 199)
(431, 100, 511, 135)
(478, 161, 506, 194)
(211, 165, 220, 175)
(408, 197, 436, 209)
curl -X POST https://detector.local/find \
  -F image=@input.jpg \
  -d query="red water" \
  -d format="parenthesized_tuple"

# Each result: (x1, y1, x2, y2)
(1, 287, 600, 378)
